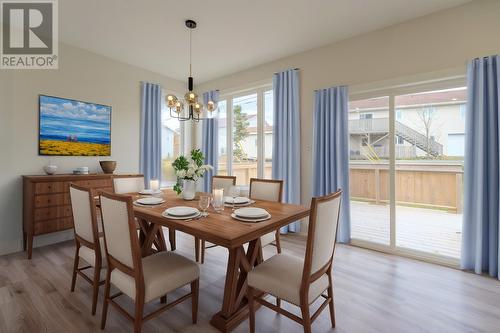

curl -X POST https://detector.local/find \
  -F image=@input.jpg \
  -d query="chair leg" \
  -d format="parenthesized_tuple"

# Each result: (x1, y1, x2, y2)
(276, 297, 281, 308)
(300, 302, 312, 333)
(160, 295, 167, 304)
(169, 229, 176, 251)
(134, 294, 145, 333)
(100, 269, 111, 329)
(201, 240, 206, 264)
(191, 279, 199, 324)
(70, 245, 79, 292)
(275, 230, 282, 254)
(91, 265, 101, 315)
(327, 276, 336, 327)
(248, 286, 256, 333)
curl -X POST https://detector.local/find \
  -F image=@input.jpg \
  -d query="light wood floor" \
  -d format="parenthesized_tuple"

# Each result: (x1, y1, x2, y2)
(0, 233, 499, 333)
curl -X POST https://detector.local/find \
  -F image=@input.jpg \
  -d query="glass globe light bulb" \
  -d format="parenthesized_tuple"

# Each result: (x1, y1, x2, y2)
(175, 101, 183, 114)
(185, 92, 198, 105)
(166, 94, 177, 108)
(207, 100, 216, 112)
(194, 102, 203, 114)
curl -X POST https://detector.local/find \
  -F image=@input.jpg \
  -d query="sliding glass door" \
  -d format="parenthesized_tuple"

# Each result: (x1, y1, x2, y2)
(395, 88, 465, 259)
(349, 83, 466, 264)
(349, 97, 390, 245)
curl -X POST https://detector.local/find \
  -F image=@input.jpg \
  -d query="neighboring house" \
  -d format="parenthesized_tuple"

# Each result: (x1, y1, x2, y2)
(349, 89, 466, 160)
(217, 114, 273, 161)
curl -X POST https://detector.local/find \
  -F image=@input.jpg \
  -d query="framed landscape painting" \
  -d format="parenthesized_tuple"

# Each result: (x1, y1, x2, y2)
(39, 95, 112, 156)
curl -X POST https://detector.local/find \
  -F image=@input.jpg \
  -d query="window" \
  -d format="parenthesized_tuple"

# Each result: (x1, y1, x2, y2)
(459, 104, 466, 119)
(349, 85, 466, 264)
(264, 90, 274, 178)
(396, 109, 403, 120)
(217, 100, 228, 175)
(161, 91, 183, 187)
(217, 87, 273, 185)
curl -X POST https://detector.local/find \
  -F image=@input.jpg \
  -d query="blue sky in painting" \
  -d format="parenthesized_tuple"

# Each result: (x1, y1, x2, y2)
(40, 96, 111, 144)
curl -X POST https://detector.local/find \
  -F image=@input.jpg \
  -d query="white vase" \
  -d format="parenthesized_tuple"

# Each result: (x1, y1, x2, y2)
(182, 179, 196, 200)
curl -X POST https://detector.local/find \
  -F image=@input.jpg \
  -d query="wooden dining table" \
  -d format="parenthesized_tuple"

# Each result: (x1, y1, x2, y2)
(129, 189, 310, 332)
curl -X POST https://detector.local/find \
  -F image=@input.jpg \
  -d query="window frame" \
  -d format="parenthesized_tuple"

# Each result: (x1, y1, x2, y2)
(160, 89, 185, 188)
(218, 84, 273, 182)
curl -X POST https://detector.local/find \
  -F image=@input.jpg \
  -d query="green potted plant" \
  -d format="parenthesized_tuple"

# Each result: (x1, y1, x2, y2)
(172, 149, 212, 200)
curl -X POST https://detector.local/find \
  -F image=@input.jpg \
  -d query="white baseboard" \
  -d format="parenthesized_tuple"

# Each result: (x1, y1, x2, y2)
(0, 230, 74, 256)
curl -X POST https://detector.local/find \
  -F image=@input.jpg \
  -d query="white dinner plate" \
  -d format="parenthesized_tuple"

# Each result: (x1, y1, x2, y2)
(224, 199, 255, 207)
(165, 206, 200, 217)
(162, 211, 201, 220)
(224, 196, 250, 204)
(234, 207, 269, 219)
(139, 189, 162, 195)
(135, 197, 164, 205)
(231, 213, 271, 223)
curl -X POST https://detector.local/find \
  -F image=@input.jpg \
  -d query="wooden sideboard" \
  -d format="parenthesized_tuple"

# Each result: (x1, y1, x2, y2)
(22, 173, 142, 259)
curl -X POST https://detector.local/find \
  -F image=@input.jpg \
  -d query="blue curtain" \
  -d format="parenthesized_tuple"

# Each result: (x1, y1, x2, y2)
(201, 90, 219, 192)
(139, 82, 162, 186)
(461, 55, 500, 280)
(312, 86, 351, 243)
(272, 69, 301, 233)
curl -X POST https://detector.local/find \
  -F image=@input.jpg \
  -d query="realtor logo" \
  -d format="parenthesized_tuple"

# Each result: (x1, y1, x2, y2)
(1, 0, 58, 69)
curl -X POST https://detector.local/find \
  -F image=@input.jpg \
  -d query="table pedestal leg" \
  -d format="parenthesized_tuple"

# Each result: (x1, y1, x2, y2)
(210, 238, 263, 333)
(137, 218, 168, 256)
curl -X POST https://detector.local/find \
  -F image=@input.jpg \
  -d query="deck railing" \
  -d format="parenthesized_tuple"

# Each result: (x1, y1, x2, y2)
(349, 161, 463, 213)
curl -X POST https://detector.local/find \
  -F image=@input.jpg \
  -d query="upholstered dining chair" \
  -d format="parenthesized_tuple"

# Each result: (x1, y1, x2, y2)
(196, 175, 237, 264)
(249, 178, 284, 254)
(112, 175, 146, 194)
(69, 183, 106, 315)
(99, 191, 200, 333)
(247, 190, 342, 333)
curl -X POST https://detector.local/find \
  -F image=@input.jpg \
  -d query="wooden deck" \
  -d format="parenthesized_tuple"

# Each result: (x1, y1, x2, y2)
(351, 201, 462, 258)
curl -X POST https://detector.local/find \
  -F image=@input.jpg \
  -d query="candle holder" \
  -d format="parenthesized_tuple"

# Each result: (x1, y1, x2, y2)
(212, 188, 224, 213)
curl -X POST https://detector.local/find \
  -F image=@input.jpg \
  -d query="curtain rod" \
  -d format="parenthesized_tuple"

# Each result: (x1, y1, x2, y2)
(273, 68, 299, 74)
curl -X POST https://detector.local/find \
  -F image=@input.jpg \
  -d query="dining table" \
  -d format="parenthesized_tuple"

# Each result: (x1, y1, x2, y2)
(129, 189, 310, 333)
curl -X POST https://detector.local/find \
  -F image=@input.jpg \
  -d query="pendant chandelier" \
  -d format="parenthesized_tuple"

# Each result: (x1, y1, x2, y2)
(166, 20, 217, 122)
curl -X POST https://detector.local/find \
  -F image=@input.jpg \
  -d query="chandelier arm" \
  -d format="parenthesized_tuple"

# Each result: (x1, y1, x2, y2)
(169, 108, 191, 121)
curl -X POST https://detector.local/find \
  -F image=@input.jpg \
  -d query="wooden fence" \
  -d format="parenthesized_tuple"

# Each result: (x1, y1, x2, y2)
(350, 162, 463, 213)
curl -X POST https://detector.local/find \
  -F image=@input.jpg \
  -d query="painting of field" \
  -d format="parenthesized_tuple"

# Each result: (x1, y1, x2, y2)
(39, 95, 111, 156)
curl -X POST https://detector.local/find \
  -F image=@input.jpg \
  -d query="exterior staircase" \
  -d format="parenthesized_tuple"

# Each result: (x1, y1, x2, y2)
(349, 118, 443, 157)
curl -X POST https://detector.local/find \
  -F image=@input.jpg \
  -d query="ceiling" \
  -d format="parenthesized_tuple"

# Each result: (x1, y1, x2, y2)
(58, 0, 471, 83)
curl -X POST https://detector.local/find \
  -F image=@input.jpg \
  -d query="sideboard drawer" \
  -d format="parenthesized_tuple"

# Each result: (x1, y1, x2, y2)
(71, 179, 112, 189)
(34, 205, 72, 221)
(34, 217, 73, 235)
(35, 193, 68, 208)
(35, 182, 64, 194)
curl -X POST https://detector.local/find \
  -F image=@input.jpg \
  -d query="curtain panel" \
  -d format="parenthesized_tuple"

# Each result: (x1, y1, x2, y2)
(201, 90, 220, 192)
(461, 55, 500, 280)
(312, 86, 351, 243)
(272, 69, 301, 233)
(139, 82, 162, 186)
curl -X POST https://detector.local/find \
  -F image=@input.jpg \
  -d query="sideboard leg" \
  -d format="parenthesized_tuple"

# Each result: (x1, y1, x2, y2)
(27, 234, 33, 259)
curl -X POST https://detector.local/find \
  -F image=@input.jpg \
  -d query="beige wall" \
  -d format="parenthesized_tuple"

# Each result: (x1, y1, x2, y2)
(0, 43, 184, 255)
(197, 0, 500, 231)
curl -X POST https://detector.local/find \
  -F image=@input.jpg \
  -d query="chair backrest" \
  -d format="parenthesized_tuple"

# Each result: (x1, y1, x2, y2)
(303, 190, 342, 279)
(69, 183, 98, 245)
(212, 175, 236, 196)
(99, 191, 141, 272)
(249, 178, 283, 202)
(113, 176, 145, 194)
